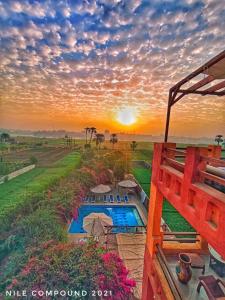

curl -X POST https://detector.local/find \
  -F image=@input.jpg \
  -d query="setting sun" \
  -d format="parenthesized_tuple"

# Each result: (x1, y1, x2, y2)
(116, 107, 137, 126)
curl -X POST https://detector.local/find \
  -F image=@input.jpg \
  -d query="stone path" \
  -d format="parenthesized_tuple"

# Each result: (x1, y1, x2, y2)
(116, 233, 146, 300)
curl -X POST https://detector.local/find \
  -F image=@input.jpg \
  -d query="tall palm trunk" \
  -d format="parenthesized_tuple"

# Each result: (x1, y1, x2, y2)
(85, 130, 88, 144)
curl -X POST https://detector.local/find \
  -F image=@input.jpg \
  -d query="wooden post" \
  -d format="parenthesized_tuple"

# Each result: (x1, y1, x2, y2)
(207, 145, 222, 159)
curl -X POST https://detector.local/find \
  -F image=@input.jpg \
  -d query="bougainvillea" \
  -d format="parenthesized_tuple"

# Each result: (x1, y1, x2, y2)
(98, 252, 136, 300)
(8, 241, 136, 300)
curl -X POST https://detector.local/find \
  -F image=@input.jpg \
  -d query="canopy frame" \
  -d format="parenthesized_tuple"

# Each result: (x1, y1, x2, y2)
(164, 50, 225, 142)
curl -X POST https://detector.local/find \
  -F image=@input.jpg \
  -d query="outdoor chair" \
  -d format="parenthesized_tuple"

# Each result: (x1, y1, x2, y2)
(109, 194, 114, 203)
(197, 275, 225, 300)
(117, 195, 121, 203)
(84, 196, 89, 203)
(124, 195, 129, 203)
(103, 195, 107, 203)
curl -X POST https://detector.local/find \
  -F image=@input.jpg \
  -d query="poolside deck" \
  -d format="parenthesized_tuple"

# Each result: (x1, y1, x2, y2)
(117, 233, 146, 299)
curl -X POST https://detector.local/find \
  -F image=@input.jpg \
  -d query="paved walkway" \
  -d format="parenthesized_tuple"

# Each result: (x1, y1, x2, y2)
(116, 233, 146, 300)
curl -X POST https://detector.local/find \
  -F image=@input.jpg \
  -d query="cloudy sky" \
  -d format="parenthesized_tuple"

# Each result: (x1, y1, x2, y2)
(0, 0, 224, 137)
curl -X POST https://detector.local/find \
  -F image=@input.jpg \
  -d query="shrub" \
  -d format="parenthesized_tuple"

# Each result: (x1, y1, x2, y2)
(15, 208, 67, 245)
(4, 175, 9, 183)
(113, 160, 126, 181)
(29, 156, 38, 164)
(8, 240, 135, 299)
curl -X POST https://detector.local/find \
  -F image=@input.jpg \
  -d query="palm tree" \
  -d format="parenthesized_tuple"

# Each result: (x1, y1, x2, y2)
(84, 127, 90, 145)
(95, 133, 105, 149)
(89, 127, 97, 144)
(110, 133, 118, 149)
(215, 134, 223, 145)
(130, 141, 138, 151)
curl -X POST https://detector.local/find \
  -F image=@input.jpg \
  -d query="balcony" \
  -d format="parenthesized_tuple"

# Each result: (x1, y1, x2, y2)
(142, 143, 225, 300)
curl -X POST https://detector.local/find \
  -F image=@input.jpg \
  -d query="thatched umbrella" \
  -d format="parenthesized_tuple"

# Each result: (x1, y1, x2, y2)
(118, 180, 137, 188)
(83, 213, 112, 237)
(90, 184, 111, 194)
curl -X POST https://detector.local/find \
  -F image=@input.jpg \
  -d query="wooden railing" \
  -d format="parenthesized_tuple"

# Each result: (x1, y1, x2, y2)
(153, 143, 225, 258)
(162, 146, 225, 190)
(163, 231, 199, 243)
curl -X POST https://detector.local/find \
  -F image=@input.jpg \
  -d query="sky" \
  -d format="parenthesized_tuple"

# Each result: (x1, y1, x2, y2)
(0, 0, 224, 137)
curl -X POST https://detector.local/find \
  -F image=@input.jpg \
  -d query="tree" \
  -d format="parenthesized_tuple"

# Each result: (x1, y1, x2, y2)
(113, 160, 126, 181)
(110, 133, 118, 149)
(89, 127, 97, 144)
(95, 133, 105, 149)
(0, 132, 10, 143)
(215, 134, 223, 145)
(130, 141, 138, 151)
(29, 156, 38, 165)
(84, 127, 90, 145)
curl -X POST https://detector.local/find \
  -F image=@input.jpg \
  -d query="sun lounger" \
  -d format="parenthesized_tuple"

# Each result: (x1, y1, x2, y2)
(84, 196, 89, 203)
(124, 195, 129, 203)
(109, 194, 114, 203)
(117, 195, 121, 203)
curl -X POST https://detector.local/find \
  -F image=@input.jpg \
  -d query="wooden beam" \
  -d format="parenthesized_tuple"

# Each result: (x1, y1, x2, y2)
(177, 89, 224, 96)
(171, 50, 225, 92)
(203, 80, 225, 92)
(164, 90, 173, 142)
(187, 75, 215, 92)
(171, 75, 214, 105)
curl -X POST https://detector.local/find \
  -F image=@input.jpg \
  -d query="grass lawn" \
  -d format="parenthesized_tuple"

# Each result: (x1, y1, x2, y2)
(132, 167, 151, 196)
(0, 152, 81, 227)
(162, 200, 194, 232)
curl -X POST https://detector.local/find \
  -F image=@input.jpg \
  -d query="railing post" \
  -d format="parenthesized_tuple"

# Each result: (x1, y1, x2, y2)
(147, 143, 171, 255)
(183, 147, 208, 186)
(207, 145, 222, 160)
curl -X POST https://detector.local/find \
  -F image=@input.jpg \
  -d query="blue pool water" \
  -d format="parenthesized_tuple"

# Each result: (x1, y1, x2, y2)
(69, 205, 144, 233)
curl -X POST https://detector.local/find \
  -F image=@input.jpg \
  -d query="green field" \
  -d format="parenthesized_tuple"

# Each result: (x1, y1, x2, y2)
(0, 152, 81, 229)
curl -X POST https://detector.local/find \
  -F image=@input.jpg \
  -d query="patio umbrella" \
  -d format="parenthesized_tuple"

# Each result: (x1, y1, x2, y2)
(90, 184, 111, 194)
(118, 180, 137, 188)
(83, 213, 112, 237)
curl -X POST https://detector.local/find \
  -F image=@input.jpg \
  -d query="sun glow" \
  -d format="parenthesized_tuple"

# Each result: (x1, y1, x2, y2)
(116, 107, 137, 126)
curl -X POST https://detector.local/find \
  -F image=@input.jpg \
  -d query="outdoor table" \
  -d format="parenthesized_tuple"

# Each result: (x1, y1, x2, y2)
(208, 245, 225, 277)
(184, 253, 205, 274)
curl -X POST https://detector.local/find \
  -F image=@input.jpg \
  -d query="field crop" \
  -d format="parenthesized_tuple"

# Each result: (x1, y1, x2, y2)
(0, 152, 81, 231)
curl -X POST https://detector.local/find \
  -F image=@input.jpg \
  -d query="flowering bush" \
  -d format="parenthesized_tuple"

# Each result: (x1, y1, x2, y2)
(99, 252, 136, 300)
(8, 241, 135, 300)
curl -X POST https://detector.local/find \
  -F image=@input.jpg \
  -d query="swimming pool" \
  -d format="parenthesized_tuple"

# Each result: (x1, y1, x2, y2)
(69, 205, 144, 233)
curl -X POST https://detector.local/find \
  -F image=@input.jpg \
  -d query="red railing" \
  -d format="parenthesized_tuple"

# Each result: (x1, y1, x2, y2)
(152, 143, 225, 258)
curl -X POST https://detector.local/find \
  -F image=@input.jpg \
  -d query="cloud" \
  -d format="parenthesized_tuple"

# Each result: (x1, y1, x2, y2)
(0, 0, 224, 135)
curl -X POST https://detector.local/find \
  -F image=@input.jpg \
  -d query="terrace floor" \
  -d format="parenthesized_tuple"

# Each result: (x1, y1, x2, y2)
(165, 253, 225, 300)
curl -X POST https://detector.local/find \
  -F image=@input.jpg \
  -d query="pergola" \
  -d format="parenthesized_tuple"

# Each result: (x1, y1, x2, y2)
(165, 50, 225, 142)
